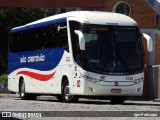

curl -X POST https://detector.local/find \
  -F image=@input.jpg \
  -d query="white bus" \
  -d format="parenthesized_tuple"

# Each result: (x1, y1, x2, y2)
(8, 11, 153, 104)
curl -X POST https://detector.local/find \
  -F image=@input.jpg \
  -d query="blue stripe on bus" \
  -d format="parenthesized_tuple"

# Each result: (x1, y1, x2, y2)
(8, 48, 64, 74)
(10, 17, 67, 33)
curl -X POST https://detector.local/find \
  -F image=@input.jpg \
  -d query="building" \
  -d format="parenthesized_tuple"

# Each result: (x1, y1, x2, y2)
(0, 0, 160, 99)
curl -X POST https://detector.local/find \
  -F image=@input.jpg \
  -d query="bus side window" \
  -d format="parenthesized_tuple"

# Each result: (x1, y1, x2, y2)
(9, 33, 15, 52)
(69, 21, 82, 66)
(25, 29, 36, 51)
(16, 31, 25, 52)
(45, 25, 58, 49)
(9, 22, 69, 52)
(9, 33, 17, 53)
(54, 22, 69, 52)
(46, 26, 55, 48)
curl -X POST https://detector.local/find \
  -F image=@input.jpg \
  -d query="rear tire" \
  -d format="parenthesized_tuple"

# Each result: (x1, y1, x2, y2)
(110, 96, 127, 104)
(19, 80, 37, 100)
(61, 79, 79, 103)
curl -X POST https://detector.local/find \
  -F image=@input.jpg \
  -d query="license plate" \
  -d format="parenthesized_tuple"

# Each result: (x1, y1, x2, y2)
(111, 89, 121, 93)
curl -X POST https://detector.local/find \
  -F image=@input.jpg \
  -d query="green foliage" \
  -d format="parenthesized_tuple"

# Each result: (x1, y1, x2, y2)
(0, 8, 54, 75)
(0, 73, 7, 84)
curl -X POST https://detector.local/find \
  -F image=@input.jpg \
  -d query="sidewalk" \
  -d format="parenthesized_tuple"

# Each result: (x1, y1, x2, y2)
(0, 83, 12, 93)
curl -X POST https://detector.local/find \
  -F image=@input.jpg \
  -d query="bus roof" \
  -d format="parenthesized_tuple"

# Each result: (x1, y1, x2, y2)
(10, 11, 138, 33)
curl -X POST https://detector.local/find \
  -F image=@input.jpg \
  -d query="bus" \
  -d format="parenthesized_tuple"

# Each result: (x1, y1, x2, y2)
(8, 11, 153, 104)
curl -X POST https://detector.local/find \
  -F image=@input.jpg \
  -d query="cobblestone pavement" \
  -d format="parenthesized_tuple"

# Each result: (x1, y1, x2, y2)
(0, 94, 160, 120)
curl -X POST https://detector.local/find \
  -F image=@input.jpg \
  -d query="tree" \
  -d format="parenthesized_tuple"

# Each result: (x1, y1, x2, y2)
(0, 55, 6, 75)
(0, 8, 54, 75)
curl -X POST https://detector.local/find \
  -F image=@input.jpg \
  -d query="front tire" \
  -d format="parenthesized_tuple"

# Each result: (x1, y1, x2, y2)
(61, 79, 79, 103)
(110, 96, 127, 104)
(56, 95, 63, 102)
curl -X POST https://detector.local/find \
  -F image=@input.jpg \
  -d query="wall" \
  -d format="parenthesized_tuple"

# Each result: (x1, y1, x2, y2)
(155, 34, 160, 64)
(104, 0, 156, 28)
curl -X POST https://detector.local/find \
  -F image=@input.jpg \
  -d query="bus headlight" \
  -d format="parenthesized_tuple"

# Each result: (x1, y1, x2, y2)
(84, 75, 99, 83)
(135, 88, 141, 93)
(80, 71, 88, 78)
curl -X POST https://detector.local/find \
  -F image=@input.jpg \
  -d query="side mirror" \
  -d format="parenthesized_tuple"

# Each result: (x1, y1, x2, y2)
(74, 30, 85, 50)
(142, 33, 153, 52)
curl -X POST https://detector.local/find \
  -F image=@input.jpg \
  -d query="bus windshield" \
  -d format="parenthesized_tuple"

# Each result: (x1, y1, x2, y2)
(82, 24, 143, 75)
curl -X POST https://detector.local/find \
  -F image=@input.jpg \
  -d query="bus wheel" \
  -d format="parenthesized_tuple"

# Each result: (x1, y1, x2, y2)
(19, 80, 37, 100)
(110, 96, 127, 104)
(56, 95, 63, 102)
(61, 80, 79, 103)
(20, 80, 27, 100)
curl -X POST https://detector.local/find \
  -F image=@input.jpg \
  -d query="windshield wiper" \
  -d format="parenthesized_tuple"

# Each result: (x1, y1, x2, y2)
(100, 52, 113, 74)
(117, 51, 132, 74)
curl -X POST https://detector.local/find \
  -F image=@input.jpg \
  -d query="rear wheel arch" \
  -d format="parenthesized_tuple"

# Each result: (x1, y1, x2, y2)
(19, 76, 37, 100)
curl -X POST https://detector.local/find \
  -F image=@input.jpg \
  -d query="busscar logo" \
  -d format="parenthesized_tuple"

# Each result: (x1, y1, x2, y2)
(2, 112, 11, 117)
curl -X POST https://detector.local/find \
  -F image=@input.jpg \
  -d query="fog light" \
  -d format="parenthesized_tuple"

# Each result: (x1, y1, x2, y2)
(135, 88, 141, 93)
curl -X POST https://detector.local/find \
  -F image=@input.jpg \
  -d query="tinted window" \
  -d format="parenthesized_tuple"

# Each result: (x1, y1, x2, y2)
(9, 22, 69, 52)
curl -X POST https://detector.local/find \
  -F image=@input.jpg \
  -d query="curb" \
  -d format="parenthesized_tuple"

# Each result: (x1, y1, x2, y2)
(154, 99, 160, 102)
(0, 88, 11, 93)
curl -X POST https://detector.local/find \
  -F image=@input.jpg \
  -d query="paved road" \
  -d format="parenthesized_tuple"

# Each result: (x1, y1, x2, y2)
(0, 94, 160, 120)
